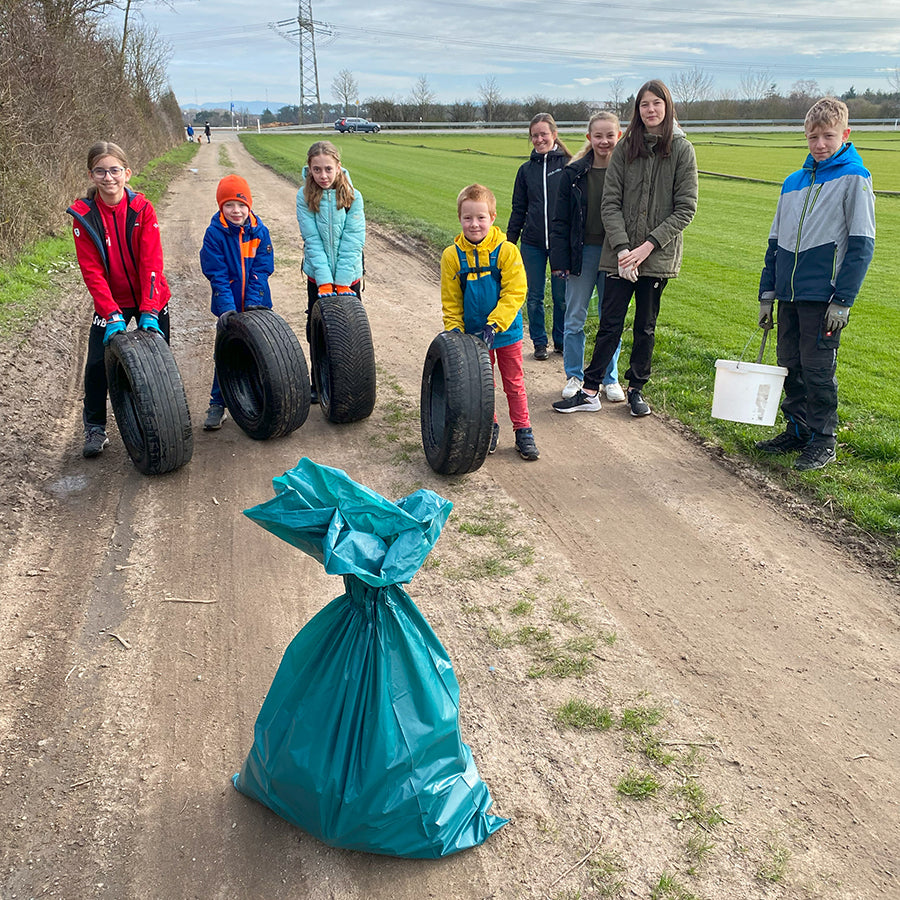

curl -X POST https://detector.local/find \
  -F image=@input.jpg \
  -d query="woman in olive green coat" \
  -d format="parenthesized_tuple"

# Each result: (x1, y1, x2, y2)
(553, 79, 698, 418)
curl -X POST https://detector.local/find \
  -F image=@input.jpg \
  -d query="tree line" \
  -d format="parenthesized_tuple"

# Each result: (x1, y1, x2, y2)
(0, 0, 183, 262)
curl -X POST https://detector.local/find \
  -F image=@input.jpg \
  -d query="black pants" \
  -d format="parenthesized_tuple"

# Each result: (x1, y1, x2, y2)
(83, 306, 171, 429)
(305, 279, 361, 343)
(776, 300, 841, 445)
(583, 275, 667, 392)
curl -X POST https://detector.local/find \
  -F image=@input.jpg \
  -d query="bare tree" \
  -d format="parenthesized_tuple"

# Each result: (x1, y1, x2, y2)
(478, 75, 502, 122)
(790, 79, 820, 101)
(607, 76, 626, 117)
(670, 66, 715, 112)
(124, 21, 172, 102)
(409, 75, 436, 121)
(889, 65, 900, 95)
(331, 68, 359, 115)
(739, 68, 772, 106)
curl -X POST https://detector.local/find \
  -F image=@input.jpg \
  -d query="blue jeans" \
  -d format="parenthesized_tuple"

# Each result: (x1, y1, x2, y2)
(562, 244, 621, 384)
(520, 241, 566, 349)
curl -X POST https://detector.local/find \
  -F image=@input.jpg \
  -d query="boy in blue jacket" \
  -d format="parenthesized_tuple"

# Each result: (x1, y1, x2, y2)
(756, 97, 875, 471)
(199, 174, 274, 430)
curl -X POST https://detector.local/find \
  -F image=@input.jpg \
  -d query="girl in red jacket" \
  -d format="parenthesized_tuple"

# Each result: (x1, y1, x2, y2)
(67, 141, 172, 458)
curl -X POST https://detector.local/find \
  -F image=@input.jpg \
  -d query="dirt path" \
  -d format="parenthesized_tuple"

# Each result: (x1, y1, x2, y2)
(0, 133, 897, 900)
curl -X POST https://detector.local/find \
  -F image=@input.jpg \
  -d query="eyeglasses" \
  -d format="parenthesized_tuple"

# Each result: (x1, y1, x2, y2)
(91, 166, 126, 179)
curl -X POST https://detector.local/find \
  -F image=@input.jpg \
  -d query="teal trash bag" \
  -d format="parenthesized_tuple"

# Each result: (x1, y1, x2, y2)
(232, 457, 508, 858)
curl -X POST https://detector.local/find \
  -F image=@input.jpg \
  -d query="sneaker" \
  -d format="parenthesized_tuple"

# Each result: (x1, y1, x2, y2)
(515, 427, 540, 460)
(755, 430, 811, 454)
(627, 388, 651, 417)
(562, 376, 583, 399)
(534, 344, 549, 361)
(488, 421, 500, 454)
(82, 426, 109, 458)
(552, 389, 601, 414)
(794, 442, 836, 471)
(203, 404, 227, 430)
(604, 382, 626, 403)
(553, 345, 564, 354)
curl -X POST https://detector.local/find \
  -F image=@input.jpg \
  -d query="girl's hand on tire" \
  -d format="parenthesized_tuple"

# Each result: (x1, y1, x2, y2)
(104, 312, 126, 345)
(139, 311, 163, 335)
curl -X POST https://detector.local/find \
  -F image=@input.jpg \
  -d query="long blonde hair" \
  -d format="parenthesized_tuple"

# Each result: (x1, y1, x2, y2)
(303, 140, 355, 213)
(85, 141, 129, 200)
(571, 111, 620, 163)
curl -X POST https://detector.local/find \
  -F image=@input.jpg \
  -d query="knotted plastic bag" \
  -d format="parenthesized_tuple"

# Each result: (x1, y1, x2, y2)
(232, 457, 507, 858)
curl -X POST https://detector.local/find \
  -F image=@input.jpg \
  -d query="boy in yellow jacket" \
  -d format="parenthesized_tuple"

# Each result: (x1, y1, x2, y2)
(440, 184, 539, 460)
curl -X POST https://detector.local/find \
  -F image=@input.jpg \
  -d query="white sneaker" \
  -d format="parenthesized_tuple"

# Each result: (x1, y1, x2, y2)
(604, 382, 626, 402)
(562, 376, 583, 399)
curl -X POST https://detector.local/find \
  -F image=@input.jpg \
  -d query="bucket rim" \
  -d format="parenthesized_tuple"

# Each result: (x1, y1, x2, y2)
(714, 358, 788, 376)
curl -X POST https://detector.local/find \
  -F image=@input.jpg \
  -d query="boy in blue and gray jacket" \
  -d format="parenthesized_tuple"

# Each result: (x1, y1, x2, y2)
(756, 97, 875, 471)
(200, 174, 274, 430)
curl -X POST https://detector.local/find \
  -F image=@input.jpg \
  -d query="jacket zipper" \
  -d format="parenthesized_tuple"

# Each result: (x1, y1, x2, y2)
(112, 205, 139, 308)
(542, 153, 549, 249)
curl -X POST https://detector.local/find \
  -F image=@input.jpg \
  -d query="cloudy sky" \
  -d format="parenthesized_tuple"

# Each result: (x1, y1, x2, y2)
(119, 0, 900, 109)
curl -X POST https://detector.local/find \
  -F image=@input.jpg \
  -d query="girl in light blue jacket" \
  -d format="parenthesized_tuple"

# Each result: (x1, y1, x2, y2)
(296, 141, 365, 339)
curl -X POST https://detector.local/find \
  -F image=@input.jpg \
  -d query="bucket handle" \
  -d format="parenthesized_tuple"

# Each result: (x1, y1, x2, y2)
(737, 326, 774, 366)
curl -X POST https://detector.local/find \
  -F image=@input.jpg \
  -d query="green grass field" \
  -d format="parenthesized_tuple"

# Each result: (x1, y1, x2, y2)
(242, 131, 900, 547)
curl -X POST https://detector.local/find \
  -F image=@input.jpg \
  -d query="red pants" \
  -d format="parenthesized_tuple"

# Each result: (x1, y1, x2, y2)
(491, 341, 531, 430)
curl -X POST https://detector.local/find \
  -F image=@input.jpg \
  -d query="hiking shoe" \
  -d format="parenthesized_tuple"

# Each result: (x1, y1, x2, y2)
(604, 381, 626, 402)
(552, 390, 601, 413)
(755, 430, 810, 454)
(534, 344, 549, 360)
(794, 443, 836, 471)
(562, 376, 583, 399)
(515, 427, 540, 460)
(488, 421, 500, 454)
(627, 388, 651, 417)
(203, 404, 227, 430)
(82, 426, 109, 458)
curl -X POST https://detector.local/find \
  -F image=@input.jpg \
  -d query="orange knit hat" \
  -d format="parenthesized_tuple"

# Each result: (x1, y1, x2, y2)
(216, 174, 253, 210)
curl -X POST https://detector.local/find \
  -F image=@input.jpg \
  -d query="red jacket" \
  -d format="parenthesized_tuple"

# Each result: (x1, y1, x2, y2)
(67, 188, 171, 319)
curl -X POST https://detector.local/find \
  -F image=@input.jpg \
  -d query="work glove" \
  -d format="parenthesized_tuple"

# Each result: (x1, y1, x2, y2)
(334, 284, 355, 296)
(824, 300, 850, 335)
(216, 309, 236, 332)
(758, 299, 774, 330)
(138, 311, 163, 335)
(617, 250, 639, 282)
(317, 282, 336, 297)
(480, 324, 497, 349)
(103, 312, 126, 345)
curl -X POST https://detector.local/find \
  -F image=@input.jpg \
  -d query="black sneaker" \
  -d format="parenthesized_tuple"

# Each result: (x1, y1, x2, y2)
(553, 345, 564, 354)
(627, 388, 651, 417)
(552, 390, 601, 414)
(755, 430, 810, 454)
(534, 344, 549, 360)
(203, 404, 227, 430)
(515, 427, 540, 460)
(488, 422, 500, 454)
(794, 442, 836, 471)
(82, 426, 109, 458)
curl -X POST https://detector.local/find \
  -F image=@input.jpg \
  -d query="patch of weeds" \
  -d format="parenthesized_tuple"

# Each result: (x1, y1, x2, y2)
(503, 542, 535, 565)
(685, 829, 715, 874)
(460, 520, 494, 536)
(535, 572, 552, 585)
(650, 872, 699, 900)
(536, 816, 559, 839)
(616, 768, 661, 800)
(486, 626, 514, 649)
(641, 735, 676, 766)
(756, 841, 791, 883)
(446, 556, 514, 580)
(599, 630, 617, 646)
(619, 705, 664, 734)
(551, 891, 581, 900)
(587, 850, 626, 898)
(555, 698, 613, 730)
(217, 145, 231, 167)
(551, 596, 582, 625)
(517, 625, 552, 646)
(510, 598, 533, 616)
(564, 635, 597, 654)
(672, 779, 724, 832)
(420, 554, 440, 570)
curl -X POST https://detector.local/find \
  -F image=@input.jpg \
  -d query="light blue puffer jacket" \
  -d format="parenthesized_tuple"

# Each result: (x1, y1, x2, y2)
(296, 167, 365, 286)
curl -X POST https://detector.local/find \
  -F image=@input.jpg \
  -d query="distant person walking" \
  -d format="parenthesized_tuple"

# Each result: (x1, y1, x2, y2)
(204, 122, 211, 143)
(506, 113, 571, 360)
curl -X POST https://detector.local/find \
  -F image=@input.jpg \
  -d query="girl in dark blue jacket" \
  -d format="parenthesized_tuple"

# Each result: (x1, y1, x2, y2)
(506, 113, 571, 359)
(199, 174, 274, 430)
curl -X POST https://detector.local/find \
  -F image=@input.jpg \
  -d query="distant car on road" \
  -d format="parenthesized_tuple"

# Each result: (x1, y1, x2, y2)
(334, 117, 381, 133)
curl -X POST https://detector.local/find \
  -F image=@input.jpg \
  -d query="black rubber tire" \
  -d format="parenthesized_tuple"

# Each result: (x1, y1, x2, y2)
(104, 330, 194, 475)
(309, 295, 376, 424)
(214, 308, 311, 440)
(420, 331, 494, 475)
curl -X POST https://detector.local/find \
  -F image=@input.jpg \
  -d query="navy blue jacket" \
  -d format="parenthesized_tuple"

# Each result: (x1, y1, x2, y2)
(549, 152, 600, 277)
(506, 145, 570, 249)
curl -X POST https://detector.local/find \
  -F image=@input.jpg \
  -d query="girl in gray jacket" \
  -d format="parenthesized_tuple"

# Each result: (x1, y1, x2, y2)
(553, 80, 698, 417)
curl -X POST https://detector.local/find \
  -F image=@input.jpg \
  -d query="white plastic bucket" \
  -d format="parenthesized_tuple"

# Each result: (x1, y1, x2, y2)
(712, 359, 788, 426)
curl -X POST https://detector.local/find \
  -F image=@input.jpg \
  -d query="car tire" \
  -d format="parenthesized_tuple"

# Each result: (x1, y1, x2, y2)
(348, 125, 356, 133)
(104, 330, 194, 475)
(309, 294, 376, 424)
(420, 331, 494, 476)
(372, 125, 380, 133)
(215, 308, 311, 440)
